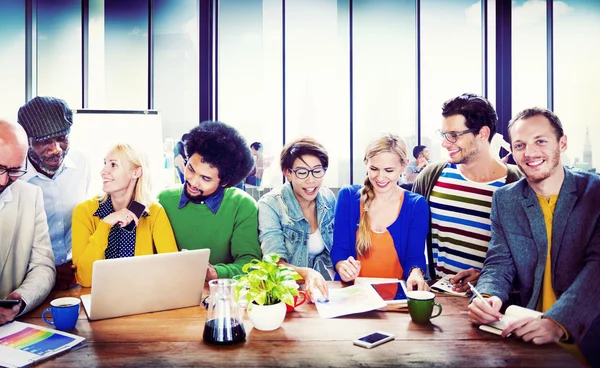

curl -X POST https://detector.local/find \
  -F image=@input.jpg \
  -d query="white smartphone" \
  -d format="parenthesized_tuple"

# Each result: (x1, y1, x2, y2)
(353, 331, 395, 349)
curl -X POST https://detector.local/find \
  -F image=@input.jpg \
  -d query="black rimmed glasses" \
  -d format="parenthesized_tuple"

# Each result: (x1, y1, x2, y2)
(291, 167, 327, 179)
(437, 128, 478, 143)
(0, 165, 27, 178)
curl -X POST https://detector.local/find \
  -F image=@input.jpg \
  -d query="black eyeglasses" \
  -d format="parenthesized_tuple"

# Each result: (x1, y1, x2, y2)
(291, 167, 327, 179)
(0, 164, 27, 178)
(437, 128, 478, 143)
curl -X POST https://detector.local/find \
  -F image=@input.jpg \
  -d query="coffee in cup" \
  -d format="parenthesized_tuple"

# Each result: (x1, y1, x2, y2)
(406, 291, 442, 323)
(42, 297, 81, 331)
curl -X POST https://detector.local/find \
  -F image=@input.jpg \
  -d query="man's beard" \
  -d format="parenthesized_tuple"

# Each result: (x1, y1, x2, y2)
(29, 148, 68, 177)
(518, 149, 561, 184)
(185, 182, 209, 204)
(451, 146, 478, 165)
(0, 177, 16, 196)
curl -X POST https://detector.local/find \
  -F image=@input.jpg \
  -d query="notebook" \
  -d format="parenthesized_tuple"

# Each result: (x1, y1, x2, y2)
(430, 275, 469, 297)
(81, 249, 210, 321)
(479, 305, 543, 335)
(0, 321, 86, 368)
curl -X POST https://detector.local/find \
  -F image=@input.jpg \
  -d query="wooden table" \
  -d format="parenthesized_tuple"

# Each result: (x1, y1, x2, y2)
(18, 284, 582, 367)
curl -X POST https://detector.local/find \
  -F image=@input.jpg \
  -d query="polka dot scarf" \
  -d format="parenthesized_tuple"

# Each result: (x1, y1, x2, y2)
(93, 196, 148, 260)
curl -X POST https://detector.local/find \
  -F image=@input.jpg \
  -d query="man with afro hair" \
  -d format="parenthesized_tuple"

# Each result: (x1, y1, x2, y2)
(158, 121, 262, 280)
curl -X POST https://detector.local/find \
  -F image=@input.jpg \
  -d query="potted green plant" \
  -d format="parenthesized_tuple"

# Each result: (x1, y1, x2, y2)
(234, 253, 301, 331)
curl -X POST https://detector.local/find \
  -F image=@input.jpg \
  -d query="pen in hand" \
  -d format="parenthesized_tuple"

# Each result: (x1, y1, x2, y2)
(468, 282, 504, 320)
(467, 282, 487, 304)
(468, 282, 512, 337)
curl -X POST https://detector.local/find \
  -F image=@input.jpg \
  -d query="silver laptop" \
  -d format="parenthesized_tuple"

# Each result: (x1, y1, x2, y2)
(81, 249, 210, 321)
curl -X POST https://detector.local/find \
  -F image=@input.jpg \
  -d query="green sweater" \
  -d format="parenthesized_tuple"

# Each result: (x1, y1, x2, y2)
(158, 186, 262, 278)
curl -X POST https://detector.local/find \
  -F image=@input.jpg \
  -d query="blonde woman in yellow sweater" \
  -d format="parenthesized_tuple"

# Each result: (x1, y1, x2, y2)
(72, 143, 178, 287)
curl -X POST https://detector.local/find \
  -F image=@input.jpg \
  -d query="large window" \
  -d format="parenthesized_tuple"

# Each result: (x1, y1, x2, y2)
(285, 0, 350, 188)
(218, 0, 351, 190)
(512, 0, 547, 114)
(0, 0, 25, 119)
(37, 0, 82, 108)
(352, 0, 417, 184)
(90, 0, 148, 109)
(4, 0, 599, 195)
(218, 0, 283, 190)
(420, 0, 483, 162)
(554, 0, 600, 171)
(153, 0, 200, 185)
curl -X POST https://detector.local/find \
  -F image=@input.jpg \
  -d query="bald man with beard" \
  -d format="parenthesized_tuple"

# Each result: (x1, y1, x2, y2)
(0, 120, 55, 326)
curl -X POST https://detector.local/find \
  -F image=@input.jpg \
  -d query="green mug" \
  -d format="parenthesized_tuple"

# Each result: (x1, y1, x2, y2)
(406, 291, 442, 323)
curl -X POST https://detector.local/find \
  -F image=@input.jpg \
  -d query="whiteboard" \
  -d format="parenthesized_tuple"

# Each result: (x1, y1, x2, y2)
(69, 110, 167, 198)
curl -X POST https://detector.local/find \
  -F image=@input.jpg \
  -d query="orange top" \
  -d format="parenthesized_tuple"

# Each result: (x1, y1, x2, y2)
(357, 201, 403, 280)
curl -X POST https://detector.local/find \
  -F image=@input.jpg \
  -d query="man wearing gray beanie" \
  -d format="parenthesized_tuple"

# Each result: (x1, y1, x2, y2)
(17, 96, 90, 290)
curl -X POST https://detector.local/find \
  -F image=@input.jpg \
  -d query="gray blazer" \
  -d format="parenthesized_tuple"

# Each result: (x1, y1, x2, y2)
(478, 168, 600, 363)
(0, 180, 56, 316)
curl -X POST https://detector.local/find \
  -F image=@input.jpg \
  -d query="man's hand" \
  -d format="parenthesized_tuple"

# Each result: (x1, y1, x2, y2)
(502, 317, 564, 344)
(468, 295, 503, 325)
(450, 268, 481, 293)
(206, 264, 218, 281)
(335, 257, 361, 282)
(54, 260, 76, 290)
(0, 292, 22, 326)
(406, 268, 429, 291)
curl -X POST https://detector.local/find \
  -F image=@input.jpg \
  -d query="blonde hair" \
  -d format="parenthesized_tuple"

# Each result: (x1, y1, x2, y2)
(356, 134, 409, 258)
(98, 143, 154, 211)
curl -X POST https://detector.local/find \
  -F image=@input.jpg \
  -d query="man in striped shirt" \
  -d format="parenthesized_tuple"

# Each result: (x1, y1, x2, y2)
(413, 93, 522, 292)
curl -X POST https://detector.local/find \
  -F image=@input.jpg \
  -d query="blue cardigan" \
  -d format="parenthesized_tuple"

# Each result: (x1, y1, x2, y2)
(330, 185, 429, 280)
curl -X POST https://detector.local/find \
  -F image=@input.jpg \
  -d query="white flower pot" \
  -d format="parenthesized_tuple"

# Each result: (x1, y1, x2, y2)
(247, 301, 286, 331)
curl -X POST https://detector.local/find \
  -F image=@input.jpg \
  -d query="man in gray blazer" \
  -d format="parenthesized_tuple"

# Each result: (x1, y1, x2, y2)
(468, 108, 599, 366)
(0, 120, 55, 325)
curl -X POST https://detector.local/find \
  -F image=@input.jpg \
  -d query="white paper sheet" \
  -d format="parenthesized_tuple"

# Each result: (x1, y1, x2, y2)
(315, 283, 387, 319)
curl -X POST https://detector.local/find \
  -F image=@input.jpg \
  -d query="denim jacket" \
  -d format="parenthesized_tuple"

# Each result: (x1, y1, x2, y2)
(258, 182, 336, 280)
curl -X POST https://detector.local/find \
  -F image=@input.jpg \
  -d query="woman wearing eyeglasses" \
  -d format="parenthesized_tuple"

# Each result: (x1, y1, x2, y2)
(257, 137, 335, 302)
(331, 134, 430, 291)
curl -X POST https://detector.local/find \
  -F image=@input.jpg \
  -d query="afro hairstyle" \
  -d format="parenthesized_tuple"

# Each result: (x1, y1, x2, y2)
(185, 121, 254, 187)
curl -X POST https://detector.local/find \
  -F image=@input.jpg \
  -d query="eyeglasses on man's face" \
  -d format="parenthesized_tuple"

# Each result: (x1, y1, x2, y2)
(290, 167, 327, 179)
(437, 128, 478, 143)
(0, 165, 27, 178)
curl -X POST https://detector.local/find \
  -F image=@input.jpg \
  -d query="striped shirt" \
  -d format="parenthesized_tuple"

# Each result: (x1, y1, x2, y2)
(430, 163, 506, 278)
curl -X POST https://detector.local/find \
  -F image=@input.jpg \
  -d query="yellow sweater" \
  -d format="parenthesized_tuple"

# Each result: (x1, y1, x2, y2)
(536, 194, 559, 313)
(72, 198, 179, 287)
(537, 194, 583, 360)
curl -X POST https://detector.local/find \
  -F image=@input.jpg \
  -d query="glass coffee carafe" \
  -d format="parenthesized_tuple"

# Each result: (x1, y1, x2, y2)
(203, 279, 246, 344)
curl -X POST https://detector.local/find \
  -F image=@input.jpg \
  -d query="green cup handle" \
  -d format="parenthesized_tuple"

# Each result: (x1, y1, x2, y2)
(430, 302, 442, 319)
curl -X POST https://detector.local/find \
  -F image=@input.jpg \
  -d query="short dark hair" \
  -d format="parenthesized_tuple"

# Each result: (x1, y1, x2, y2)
(250, 142, 262, 151)
(442, 93, 497, 142)
(185, 121, 254, 187)
(412, 145, 427, 159)
(508, 107, 564, 141)
(181, 133, 190, 141)
(280, 137, 329, 172)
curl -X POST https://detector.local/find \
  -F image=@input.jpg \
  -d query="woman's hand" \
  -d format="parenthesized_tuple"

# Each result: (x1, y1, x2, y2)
(335, 256, 361, 282)
(406, 267, 429, 291)
(102, 208, 139, 228)
(299, 268, 329, 303)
